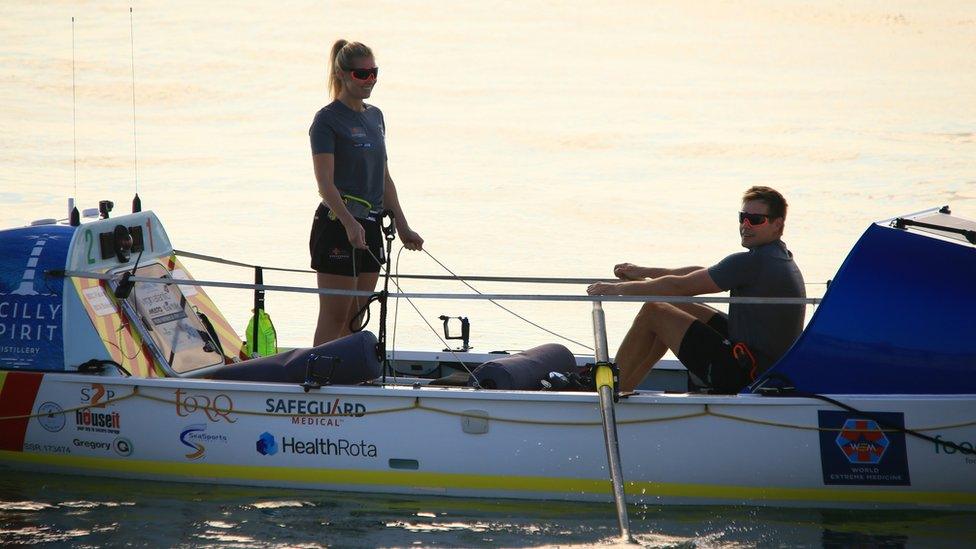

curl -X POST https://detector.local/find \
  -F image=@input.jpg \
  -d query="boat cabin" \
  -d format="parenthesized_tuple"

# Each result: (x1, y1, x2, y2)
(1, 206, 973, 396)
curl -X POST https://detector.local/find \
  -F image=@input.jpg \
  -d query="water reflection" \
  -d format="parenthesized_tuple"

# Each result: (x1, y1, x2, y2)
(1, 471, 974, 547)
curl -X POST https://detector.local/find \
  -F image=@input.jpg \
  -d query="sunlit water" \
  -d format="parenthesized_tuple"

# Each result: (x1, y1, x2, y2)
(1, 0, 975, 546)
(2, 472, 974, 548)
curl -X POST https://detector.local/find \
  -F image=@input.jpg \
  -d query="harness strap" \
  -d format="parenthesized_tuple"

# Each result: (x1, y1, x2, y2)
(732, 342, 759, 381)
(327, 194, 375, 221)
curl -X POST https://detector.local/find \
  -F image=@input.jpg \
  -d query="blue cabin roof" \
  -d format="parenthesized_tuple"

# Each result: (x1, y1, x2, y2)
(0, 224, 76, 371)
(753, 208, 976, 395)
(0, 211, 174, 373)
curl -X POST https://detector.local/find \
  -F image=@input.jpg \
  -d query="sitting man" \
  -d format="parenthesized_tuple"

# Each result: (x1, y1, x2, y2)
(587, 186, 806, 393)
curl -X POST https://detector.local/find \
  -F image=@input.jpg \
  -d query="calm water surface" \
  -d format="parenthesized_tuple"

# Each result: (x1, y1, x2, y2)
(2, 471, 974, 547)
(1, 0, 975, 546)
(0, 1, 973, 350)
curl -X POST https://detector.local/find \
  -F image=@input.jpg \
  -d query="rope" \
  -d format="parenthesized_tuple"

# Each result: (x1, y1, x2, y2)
(9, 388, 975, 435)
(390, 246, 404, 376)
(420, 247, 593, 351)
(174, 249, 311, 273)
(706, 408, 976, 433)
(363, 247, 479, 387)
(133, 390, 420, 417)
(3, 387, 141, 420)
(765, 389, 976, 454)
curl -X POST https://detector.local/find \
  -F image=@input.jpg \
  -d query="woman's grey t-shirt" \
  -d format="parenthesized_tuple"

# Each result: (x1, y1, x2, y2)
(707, 240, 806, 366)
(309, 100, 387, 216)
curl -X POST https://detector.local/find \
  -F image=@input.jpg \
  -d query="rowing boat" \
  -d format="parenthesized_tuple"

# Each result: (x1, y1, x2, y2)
(1, 204, 973, 510)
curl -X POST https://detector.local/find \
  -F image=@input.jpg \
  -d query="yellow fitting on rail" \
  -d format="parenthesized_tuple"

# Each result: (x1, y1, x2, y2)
(595, 363, 615, 390)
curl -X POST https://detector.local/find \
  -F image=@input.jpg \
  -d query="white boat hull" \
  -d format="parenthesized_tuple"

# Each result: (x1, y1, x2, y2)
(4, 371, 974, 510)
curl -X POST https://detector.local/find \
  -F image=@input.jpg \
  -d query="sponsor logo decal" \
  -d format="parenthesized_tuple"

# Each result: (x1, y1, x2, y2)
(0, 231, 66, 370)
(73, 438, 111, 451)
(80, 384, 116, 408)
(328, 247, 350, 261)
(266, 398, 366, 416)
(836, 419, 888, 464)
(67, 436, 132, 456)
(933, 435, 976, 465)
(0, 301, 62, 344)
(114, 436, 133, 457)
(256, 432, 278, 456)
(266, 398, 366, 428)
(291, 416, 344, 427)
(818, 411, 910, 486)
(179, 423, 228, 460)
(36, 401, 65, 432)
(255, 432, 377, 458)
(174, 389, 236, 423)
(75, 408, 121, 434)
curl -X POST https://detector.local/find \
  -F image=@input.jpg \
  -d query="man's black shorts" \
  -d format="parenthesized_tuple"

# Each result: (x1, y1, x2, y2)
(309, 204, 384, 276)
(676, 312, 752, 393)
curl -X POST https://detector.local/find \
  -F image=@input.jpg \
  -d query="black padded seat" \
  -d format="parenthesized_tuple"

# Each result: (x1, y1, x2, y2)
(211, 331, 381, 385)
(468, 343, 577, 390)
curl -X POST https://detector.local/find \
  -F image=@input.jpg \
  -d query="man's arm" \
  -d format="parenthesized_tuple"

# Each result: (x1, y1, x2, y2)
(614, 263, 704, 280)
(588, 268, 721, 296)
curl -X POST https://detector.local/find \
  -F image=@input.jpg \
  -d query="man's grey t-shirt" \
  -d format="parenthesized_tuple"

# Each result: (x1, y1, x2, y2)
(707, 240, 806, 367)
(309, 100, 387, 216)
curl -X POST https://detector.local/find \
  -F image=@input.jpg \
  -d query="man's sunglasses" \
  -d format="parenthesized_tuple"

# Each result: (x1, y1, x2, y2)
(347, 67, 378, 81)
(739, 212, 773, 226)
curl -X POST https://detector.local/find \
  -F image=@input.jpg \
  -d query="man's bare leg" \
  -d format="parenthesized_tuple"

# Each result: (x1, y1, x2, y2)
(615, 321, 667, 392)
(616, 303, 720, 391)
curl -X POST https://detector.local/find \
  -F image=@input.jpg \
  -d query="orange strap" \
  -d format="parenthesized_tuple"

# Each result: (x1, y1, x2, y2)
(732, 342, 759, 381)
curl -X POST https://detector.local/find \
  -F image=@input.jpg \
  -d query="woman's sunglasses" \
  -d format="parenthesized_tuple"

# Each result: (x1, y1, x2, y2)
(347, 67, 379, 81)
(739, 212, 772, 226)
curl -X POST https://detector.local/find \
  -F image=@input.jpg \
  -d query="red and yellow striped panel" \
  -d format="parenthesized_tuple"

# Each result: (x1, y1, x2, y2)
(0, 371, 43, 452)
(71, 277, 162, 378)
(166, 256, 247, 363)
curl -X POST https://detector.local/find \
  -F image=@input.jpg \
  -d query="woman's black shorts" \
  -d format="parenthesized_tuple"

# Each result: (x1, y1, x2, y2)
(309, 204, 385, 276)
(676, 312, 753, 393)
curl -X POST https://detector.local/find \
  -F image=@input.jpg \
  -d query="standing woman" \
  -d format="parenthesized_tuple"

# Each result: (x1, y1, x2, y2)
(309, 40, 423, 345)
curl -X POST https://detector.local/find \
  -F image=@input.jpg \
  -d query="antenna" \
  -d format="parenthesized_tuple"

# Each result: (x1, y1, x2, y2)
(129, 7, 141, 213)
(72, 16, 77, 199)
(70, 16, 80, 226)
